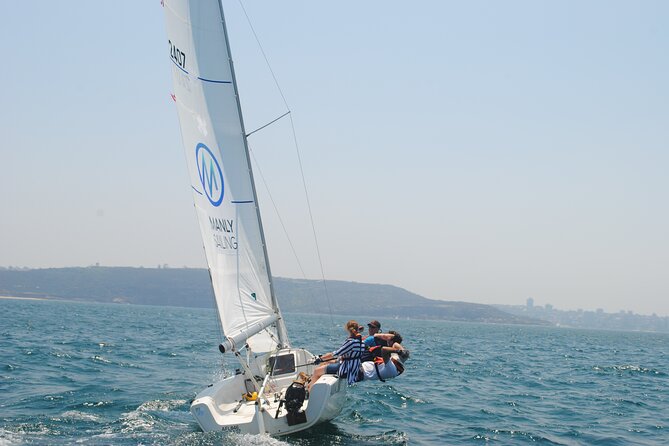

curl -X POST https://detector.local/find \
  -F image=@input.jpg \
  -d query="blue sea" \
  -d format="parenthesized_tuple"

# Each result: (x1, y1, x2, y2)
(1, 299, 668, 445)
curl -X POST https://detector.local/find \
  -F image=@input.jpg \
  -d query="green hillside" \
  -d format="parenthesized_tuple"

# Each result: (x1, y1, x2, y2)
(0, 267, 547, 325)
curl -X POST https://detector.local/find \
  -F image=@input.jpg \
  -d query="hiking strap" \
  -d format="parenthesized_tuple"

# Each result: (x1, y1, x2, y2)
(374, 362, 386, 383)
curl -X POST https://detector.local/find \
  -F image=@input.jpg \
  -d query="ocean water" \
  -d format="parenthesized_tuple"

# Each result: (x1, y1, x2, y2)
(1, 299, 668, 445)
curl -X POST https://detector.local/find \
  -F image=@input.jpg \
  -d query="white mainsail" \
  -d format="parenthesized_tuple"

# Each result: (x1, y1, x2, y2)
(164, 0, 288, 354)
(163, 1, 349, 435)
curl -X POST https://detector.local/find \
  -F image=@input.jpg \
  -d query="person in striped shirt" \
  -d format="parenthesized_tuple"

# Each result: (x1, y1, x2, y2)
(308, 320, 365, 390)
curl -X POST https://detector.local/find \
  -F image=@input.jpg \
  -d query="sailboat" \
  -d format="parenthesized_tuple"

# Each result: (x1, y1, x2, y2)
(162, 0, 346, 436)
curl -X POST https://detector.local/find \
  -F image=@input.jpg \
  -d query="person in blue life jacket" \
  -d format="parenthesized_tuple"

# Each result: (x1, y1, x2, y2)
(363, 320, 399, 349)
(361, 327, 403, 362)
(308, 320, 365, 391)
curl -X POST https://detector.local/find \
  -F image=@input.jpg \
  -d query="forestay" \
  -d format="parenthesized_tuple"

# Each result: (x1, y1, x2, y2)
(164, 0, 288, 354)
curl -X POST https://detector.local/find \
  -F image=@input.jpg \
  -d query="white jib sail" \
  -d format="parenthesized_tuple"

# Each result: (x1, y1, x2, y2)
(164, 0, 288, 354)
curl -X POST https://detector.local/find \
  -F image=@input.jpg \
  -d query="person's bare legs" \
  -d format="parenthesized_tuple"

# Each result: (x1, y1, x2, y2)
(307, 364, 329, 392)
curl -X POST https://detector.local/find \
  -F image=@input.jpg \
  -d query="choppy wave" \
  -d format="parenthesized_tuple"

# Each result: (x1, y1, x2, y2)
(58, 410, 102, 422)
(90, 355, 112, 364)
(592, 364, 667, 376)
(136, 399, 189, 412)
(82, 401, 113, 408)
(0, 428, 24, 446)
(227, 433, 293, 445)
(1, 299, 668, 445)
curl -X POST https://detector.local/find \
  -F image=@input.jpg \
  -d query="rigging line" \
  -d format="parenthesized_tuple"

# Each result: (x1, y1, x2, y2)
(248, 147, 309, 280)
(249, 147, 327, 335)
(246, 111, 290, 138)
(262, 327, 280, 346)
(287, 113, 336, 327)
(238, 0, 336, 326)
(234, 350, 261, 393)
(236, 0, 290, 110)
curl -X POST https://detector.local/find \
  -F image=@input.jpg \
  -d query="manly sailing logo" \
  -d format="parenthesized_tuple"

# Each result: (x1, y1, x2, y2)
(196, 143, 224, 207)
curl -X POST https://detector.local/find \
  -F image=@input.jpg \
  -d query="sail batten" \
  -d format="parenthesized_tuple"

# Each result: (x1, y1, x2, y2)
(164, 0, 288, 353)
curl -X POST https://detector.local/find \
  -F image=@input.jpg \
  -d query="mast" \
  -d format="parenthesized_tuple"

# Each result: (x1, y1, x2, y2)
(216, 0, 286, 348)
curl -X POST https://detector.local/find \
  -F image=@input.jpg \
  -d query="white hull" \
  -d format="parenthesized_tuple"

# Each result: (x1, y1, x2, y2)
(191, 348, 346, 435)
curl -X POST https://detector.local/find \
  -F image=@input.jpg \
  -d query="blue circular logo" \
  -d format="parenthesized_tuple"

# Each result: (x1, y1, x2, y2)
(195, 143, 224, 207)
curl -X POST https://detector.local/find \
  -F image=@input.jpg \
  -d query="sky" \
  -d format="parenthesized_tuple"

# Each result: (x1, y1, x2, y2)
(1, 1, 667, 316)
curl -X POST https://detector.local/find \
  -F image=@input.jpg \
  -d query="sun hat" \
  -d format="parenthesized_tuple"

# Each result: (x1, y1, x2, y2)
(367, 320, 381, 329)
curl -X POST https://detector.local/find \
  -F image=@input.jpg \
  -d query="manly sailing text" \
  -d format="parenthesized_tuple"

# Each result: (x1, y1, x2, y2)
(210, 217, 237, 250)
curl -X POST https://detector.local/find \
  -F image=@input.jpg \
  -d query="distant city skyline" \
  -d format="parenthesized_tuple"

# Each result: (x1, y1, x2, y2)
(500, 299, 669, 332)
(1, 1, 668, 316)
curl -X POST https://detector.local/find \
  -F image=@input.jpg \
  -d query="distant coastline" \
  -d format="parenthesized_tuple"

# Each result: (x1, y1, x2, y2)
(0, 295, 49, 301)
(0, 266, 546, 327)
(2, 266, 668, 333)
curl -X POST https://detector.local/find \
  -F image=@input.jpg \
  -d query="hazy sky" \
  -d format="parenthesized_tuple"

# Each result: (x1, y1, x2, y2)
(1, 1, 667, 315)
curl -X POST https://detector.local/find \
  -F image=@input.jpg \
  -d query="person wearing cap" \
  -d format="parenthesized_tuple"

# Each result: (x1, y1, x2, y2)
(367, 320, 381, 336)
(364, 320, 402, 359)
(363, 320, 391, 349)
